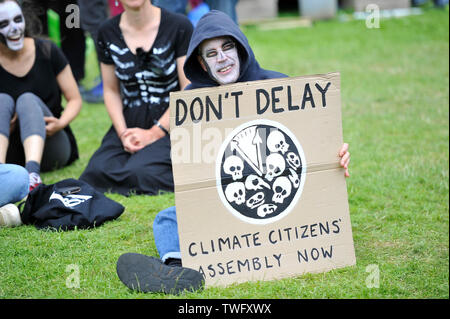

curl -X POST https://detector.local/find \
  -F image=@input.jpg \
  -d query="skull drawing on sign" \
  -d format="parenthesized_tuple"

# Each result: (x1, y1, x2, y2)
(257, 203, 278, 218)
(272, 176, 292, 204)
(246, 191, 265, 209)
(267, 130, 289, 154)
(286, 152, 301, 170)
(218, 120, 306, 224)
(223, 155, 244, 181)
(225, 182, 246, 205)
(288, 168, 300, 189)
(264, 153, 286, 182)
(245, 174, 271, 191)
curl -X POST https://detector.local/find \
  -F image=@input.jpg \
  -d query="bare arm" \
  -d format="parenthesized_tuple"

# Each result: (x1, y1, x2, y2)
(154, 55, 189, 134)
(101, 62, 127, 138)
(46, 65, 82, 136)
(176, 55, 190, 91)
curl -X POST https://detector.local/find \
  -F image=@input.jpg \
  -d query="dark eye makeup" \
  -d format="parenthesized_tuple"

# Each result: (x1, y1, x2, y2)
(205, 41, 236, 58)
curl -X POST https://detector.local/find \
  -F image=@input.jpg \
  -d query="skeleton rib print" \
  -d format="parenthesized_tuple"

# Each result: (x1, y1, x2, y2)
(109, 41, 179, 109)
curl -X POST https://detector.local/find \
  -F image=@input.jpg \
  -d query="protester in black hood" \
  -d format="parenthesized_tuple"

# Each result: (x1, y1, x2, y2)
(115, 10, 351, 295)
(183, 10, 287, 89)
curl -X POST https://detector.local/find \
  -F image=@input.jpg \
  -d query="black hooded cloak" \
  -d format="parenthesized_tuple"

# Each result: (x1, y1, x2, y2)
(183, 10, 287, 90)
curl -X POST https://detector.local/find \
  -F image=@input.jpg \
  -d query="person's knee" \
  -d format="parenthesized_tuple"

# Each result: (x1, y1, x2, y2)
(2, 164, 29, 203)
(16, 93, 44, 115)
(0, 93, 15, 107)
(15, 93, 46, 140)
(16, 92, 40, 106)
(13, 165, 29, 199)
(0, 94, 15, 138)
(0, 93, 15, 119)
(153, 206, 177, 228)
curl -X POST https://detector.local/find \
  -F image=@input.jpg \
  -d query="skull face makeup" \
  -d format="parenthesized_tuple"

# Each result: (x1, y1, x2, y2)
(0, 1, 25, 51)
(198, 36, 240, 85)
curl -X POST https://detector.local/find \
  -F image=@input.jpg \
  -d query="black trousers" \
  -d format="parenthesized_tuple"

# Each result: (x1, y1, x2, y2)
(32, 0, 86, 82)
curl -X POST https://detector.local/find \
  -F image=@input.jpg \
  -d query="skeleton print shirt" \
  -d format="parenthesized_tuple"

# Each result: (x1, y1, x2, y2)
(97, 8, 193, 127)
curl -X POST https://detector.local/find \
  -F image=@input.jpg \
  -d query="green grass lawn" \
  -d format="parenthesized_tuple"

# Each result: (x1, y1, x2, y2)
(0, 7, 448, 299)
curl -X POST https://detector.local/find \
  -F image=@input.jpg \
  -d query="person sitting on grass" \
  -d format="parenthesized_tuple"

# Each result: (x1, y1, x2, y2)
(0, 0, 82, 191)
(115, 10, 351, 295)
(79, 0, 193, 196)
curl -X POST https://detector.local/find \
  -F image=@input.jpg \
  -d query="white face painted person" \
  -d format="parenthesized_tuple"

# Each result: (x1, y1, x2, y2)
(198, 36, 240, 85)
(0, 0, 25, 51)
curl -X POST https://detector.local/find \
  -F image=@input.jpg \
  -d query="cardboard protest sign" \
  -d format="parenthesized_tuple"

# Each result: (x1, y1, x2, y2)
(169, 72, 356, 287)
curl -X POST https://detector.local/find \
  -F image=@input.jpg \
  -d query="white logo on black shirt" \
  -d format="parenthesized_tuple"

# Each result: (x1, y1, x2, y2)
(49, 192, 93, 208)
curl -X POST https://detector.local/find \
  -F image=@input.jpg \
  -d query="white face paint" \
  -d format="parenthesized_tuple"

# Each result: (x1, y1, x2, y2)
(199, 36, 240, 85)
(0, 1, 25, 51)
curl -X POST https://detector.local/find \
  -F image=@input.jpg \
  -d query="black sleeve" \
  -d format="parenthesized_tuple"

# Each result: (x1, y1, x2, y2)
(50, 41, 69, 75)
(174, 15, 194, 58)
(96, 22, 114, 65)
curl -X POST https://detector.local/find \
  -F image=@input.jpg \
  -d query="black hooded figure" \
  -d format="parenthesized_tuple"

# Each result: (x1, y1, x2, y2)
(183, 10, 287, 90)
(115, 10, 296, 295)
(152, 9, 291, 269)
(116, 9, 351, 295)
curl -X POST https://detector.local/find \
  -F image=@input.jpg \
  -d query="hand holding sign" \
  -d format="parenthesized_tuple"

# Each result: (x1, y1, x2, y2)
(339, 143, 350, 177)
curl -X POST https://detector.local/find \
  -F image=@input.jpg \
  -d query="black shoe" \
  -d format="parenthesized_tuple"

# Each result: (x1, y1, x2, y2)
(116, 253, 204, 295)
(165, 258, 182, 267)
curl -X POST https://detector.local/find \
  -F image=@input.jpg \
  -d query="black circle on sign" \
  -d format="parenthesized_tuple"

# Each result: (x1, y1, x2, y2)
(217, 121, 306, 224)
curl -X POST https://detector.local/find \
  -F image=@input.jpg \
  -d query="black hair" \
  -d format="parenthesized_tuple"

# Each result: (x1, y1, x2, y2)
(0, 0, 43, 37)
